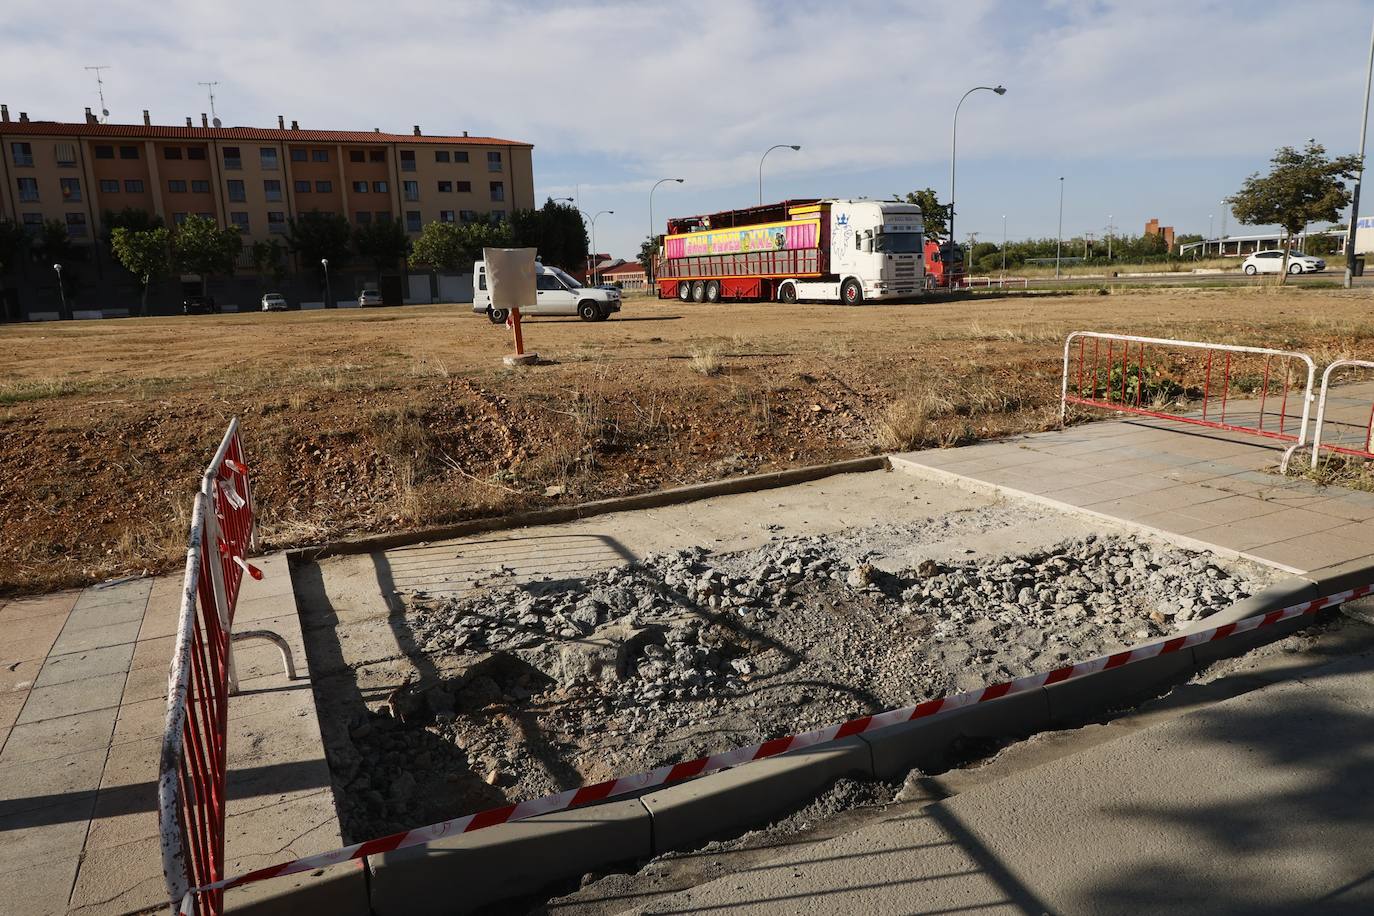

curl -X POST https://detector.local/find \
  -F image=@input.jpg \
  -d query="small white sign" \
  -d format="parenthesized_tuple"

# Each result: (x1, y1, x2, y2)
(483, 247, 538, 310)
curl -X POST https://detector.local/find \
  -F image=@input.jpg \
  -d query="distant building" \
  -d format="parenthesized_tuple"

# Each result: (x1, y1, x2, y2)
(1144, 218, 1175, 250)
(600, 259, 647, 290)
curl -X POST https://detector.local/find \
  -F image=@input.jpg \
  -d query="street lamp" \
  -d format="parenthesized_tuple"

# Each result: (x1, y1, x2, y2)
(758, 144, 800, 205)
(1055, 177, 1065, 280)
(1107, 214, 1113, 261)
(949, 84, 1006, 258)
(53, 263, 67, 319)
(579, 210, 613, 285)
(649, 178, 684, 286)
(1345, 15, 1374, 288)
(321, 258, 332, 309)
(1001, 214, 1007, 277)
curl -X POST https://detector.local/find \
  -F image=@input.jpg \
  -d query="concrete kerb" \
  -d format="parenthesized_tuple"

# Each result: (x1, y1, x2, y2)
(285, 456, 890, 566)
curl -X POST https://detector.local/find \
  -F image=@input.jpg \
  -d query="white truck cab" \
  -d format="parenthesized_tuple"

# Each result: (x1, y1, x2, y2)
(781, 199, 925, 305)
(472, 261, 622, 323)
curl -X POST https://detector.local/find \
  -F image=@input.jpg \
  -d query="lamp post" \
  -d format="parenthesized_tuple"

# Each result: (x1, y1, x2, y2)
(1107, 214, 1113, 261)
(758, 144, 800, 205)
(580, 210, 612, 285)
(53, 263, 67, 320)
(1055, 177, 1065, 280)
(1001, 214, 1007, 278)
(649, 178, 684, 287)
(321, 258, 332, 309)
(949, 84, 1006, 258)
(1345, 15, 1374, 288)
(1208, 214, 1214, 254)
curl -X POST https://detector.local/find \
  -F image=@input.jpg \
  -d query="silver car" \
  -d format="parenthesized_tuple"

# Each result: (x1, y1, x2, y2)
(260, 293, 288, 312)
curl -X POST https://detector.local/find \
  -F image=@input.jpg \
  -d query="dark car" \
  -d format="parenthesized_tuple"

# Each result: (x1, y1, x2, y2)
(183, 295, 219, 315)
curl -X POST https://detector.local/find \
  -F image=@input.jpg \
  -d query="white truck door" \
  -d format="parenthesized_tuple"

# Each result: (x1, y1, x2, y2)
(830, 201, 857, 277)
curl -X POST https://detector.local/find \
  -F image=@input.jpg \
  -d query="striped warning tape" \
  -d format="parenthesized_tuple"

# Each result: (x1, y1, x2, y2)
(175, 583, 1370, 913)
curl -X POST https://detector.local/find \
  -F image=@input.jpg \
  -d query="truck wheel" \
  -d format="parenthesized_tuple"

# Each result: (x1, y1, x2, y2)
(578, 301, 601, 321)
(779, 283, 798, 303)
(488, 308, 509, 324)
(705, 280, 721, 303)
(678, 282, 692, 302)
(841, 278, 863, 306)
(692, 280, 706, 302)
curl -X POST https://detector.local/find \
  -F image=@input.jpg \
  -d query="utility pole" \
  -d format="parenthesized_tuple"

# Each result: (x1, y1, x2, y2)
(949, 84, 1007, 263)
(1107, 214, 1113, 261)
(1345, 15, 1374, 288)
(84, 66, 111, 122)
(198, 81, 220, 125)
(1056, 177, 1065, 280)
(1001, 214, 1007, 277)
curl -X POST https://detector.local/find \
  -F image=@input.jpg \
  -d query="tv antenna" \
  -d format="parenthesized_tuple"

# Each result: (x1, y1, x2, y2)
(198, 81, 220, 126)
(85, 65, 111, 121)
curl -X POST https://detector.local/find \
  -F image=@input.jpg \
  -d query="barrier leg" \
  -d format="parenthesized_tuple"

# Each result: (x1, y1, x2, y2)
(229, 630, 298, 691)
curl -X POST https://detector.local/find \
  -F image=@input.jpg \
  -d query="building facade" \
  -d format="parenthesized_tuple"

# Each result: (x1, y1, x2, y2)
(0, 106, 534, 252)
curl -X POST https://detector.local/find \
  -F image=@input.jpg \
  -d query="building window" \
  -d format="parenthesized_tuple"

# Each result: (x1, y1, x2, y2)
(168, 179, 188, 193)
(491, 209, 505, 221)
(267, 211, 287, 234)
(119, 145, 139, 160)
(400, 150, 416, 172)
(455, 151, 469, 163)
(187, 146, 206, 160)
(191, 179, 210, 194)
(16, 177, 39, 201)
(22, 213, 43, 232)
(125, 179, 145, 193)
(316, 180, 332, 193)
(290, 147, 307, 162)
(173, 212, 188, 226)
(95, 145, 115, 159)
(489, 181, 504, 202)
(456, 180, 471, 192)
(352, 181, 369, 194)
(355, 211, 371, 224)
(99, 179, 120, 193)
(223, 146, 241, 169)
(264, 180, 283, 201)
(54, 143, 77, 166)
(312, 149, 329, 162)
(230, 212, 249, 232)
(227, 179, 246, 202)
(440, 210, 455, 223)
(163, 146, 182, 160)
(373, 180, 388, 194)
(435, 150, 450, 163)
(403, 180, 419, 201)
(197, 212, 215, 221)
(459, 209, 477, 222)
(11, 142, 33, 166)
(66, 213, 88, 237)
(349, 149, 365, 163)
(294, 179, 311, 193)
(260, 147, 279, 169)
(369, 149, 386, 163)
(405, 210, 422, 232)
(437, 181, 452, 193)
(60, 178, 81, 201)
(375, 211, 392, 222)
(487, 151, 502, 171)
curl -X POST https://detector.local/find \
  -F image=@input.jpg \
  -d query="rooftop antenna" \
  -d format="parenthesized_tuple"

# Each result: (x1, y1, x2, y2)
(198, 81, 220, 127)
(85, 65, 111, 122)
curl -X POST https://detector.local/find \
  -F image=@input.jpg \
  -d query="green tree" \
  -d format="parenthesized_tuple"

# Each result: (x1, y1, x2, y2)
(353, 218, 411, 282)
(110, 226, 171, 316)
(250, 239, 288, 290)
(1227, 141, 1362, 284)
(0, 218, 25, 276)
(638, 236, 657, 276)
(509, 199, 588, 272)
(101, 207, 163, 245)
(409, 218, 511, 273)
(286, 210, 352, 283)
(173, 215, 242, 296)
(897, 188, 948, 240)
(36, 219, 75, 266)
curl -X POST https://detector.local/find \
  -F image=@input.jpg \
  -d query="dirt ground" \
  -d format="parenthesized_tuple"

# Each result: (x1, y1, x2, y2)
(2, 285, 1371, 595)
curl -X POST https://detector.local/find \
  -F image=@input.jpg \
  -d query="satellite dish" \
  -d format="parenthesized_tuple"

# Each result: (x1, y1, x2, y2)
(101, 108, 109, 117)
(212, 117, 222, 128)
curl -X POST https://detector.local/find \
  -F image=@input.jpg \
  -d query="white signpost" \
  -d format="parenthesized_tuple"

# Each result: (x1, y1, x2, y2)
(483, 247, 539, 366)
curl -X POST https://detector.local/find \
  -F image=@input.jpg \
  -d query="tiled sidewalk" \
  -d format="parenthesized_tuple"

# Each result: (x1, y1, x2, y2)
(0, 554, 344, 916)
(892, 417, 1374, 573)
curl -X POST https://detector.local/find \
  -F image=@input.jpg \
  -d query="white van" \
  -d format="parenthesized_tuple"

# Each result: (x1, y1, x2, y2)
(472, 261, 622, 323)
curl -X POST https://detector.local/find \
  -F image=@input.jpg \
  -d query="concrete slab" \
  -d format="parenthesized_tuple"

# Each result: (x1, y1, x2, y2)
(17, 672, 128, 724)
(33, 644, 136, 690)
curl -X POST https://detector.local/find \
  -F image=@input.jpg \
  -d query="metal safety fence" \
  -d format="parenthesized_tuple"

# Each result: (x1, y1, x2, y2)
(1309, 359, 1374, 469)
(1061, 332, 1317, 460)
(159, 419, 292, 915)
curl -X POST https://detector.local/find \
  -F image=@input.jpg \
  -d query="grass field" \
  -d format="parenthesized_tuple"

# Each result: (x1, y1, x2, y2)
(3, 284, 1373, 595)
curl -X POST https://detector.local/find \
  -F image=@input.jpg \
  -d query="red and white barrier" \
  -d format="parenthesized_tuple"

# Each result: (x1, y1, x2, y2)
(170, 582, 1370, 913)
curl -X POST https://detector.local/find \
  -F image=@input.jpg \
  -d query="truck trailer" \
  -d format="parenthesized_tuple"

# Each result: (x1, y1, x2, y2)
(655, 198, 928, 305)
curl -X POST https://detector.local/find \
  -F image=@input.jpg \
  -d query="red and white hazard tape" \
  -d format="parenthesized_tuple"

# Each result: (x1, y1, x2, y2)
(175, 583, 1370, 913)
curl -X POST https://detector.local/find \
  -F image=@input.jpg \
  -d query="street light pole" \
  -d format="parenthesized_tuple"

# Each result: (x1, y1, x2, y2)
(321, 258, 332, 309)
(649, 178, 684, 287)
(1055, 177, 1065, 280)
(1208, 213, 1214, 255)
(1001, 214, 1007, 278)
(758, 144, 800, 206)
(581, 210, 613, 285)
(1107, 214, 1113, 261)
(949, 84, 1007, 257)
(53, 263, 67, 319)
(1345, 15, 1374, 288)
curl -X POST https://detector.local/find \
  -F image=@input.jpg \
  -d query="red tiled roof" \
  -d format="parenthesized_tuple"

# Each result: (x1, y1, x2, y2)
(0, 119, 531, 147)
(601, 261, 646, 275)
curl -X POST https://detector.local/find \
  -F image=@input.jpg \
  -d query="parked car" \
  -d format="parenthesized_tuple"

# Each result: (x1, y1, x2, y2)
(183, 295, 218, 315)
(471, 262, 621, 323)
(260, 293, 289, 312)
(358, 289, 384, 307)
(1242, 250, 1326, 275)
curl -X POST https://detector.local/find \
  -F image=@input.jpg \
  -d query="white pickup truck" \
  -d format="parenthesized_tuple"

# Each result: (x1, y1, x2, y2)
(472, 261, 622, 323)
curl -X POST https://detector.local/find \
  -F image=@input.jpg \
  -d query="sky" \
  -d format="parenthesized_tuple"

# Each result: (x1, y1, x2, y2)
(3, 0, 1372, 259)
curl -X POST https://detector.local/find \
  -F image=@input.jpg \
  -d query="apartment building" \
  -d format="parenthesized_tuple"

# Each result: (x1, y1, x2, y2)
(0, 105, 534, 252)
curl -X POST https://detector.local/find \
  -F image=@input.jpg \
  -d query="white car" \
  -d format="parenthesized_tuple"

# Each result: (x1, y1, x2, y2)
(1242, 250, 1326, 275)
(358, 289, 384, 307)
(260, 292, 288, 312)
(471, 261, 621, 323)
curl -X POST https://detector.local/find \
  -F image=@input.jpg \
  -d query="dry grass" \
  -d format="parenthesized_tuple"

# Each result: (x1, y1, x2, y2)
(689, 346, 723, 376)
(0, 376, 96, 404)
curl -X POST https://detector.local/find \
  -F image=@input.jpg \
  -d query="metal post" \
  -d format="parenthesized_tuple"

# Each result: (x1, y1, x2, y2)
(53, 263, 68, 319)
(1056, 177, 1064, 280)
(321, 258, 332, 308)
(1107, 214, 1112, 261)
(949, 85, 1007, 258)
(1001, 214, 1007, 277)
(758, 145, 800, 206)
(1345, 16, 1374, 288)
(649, 178, 683, 287)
